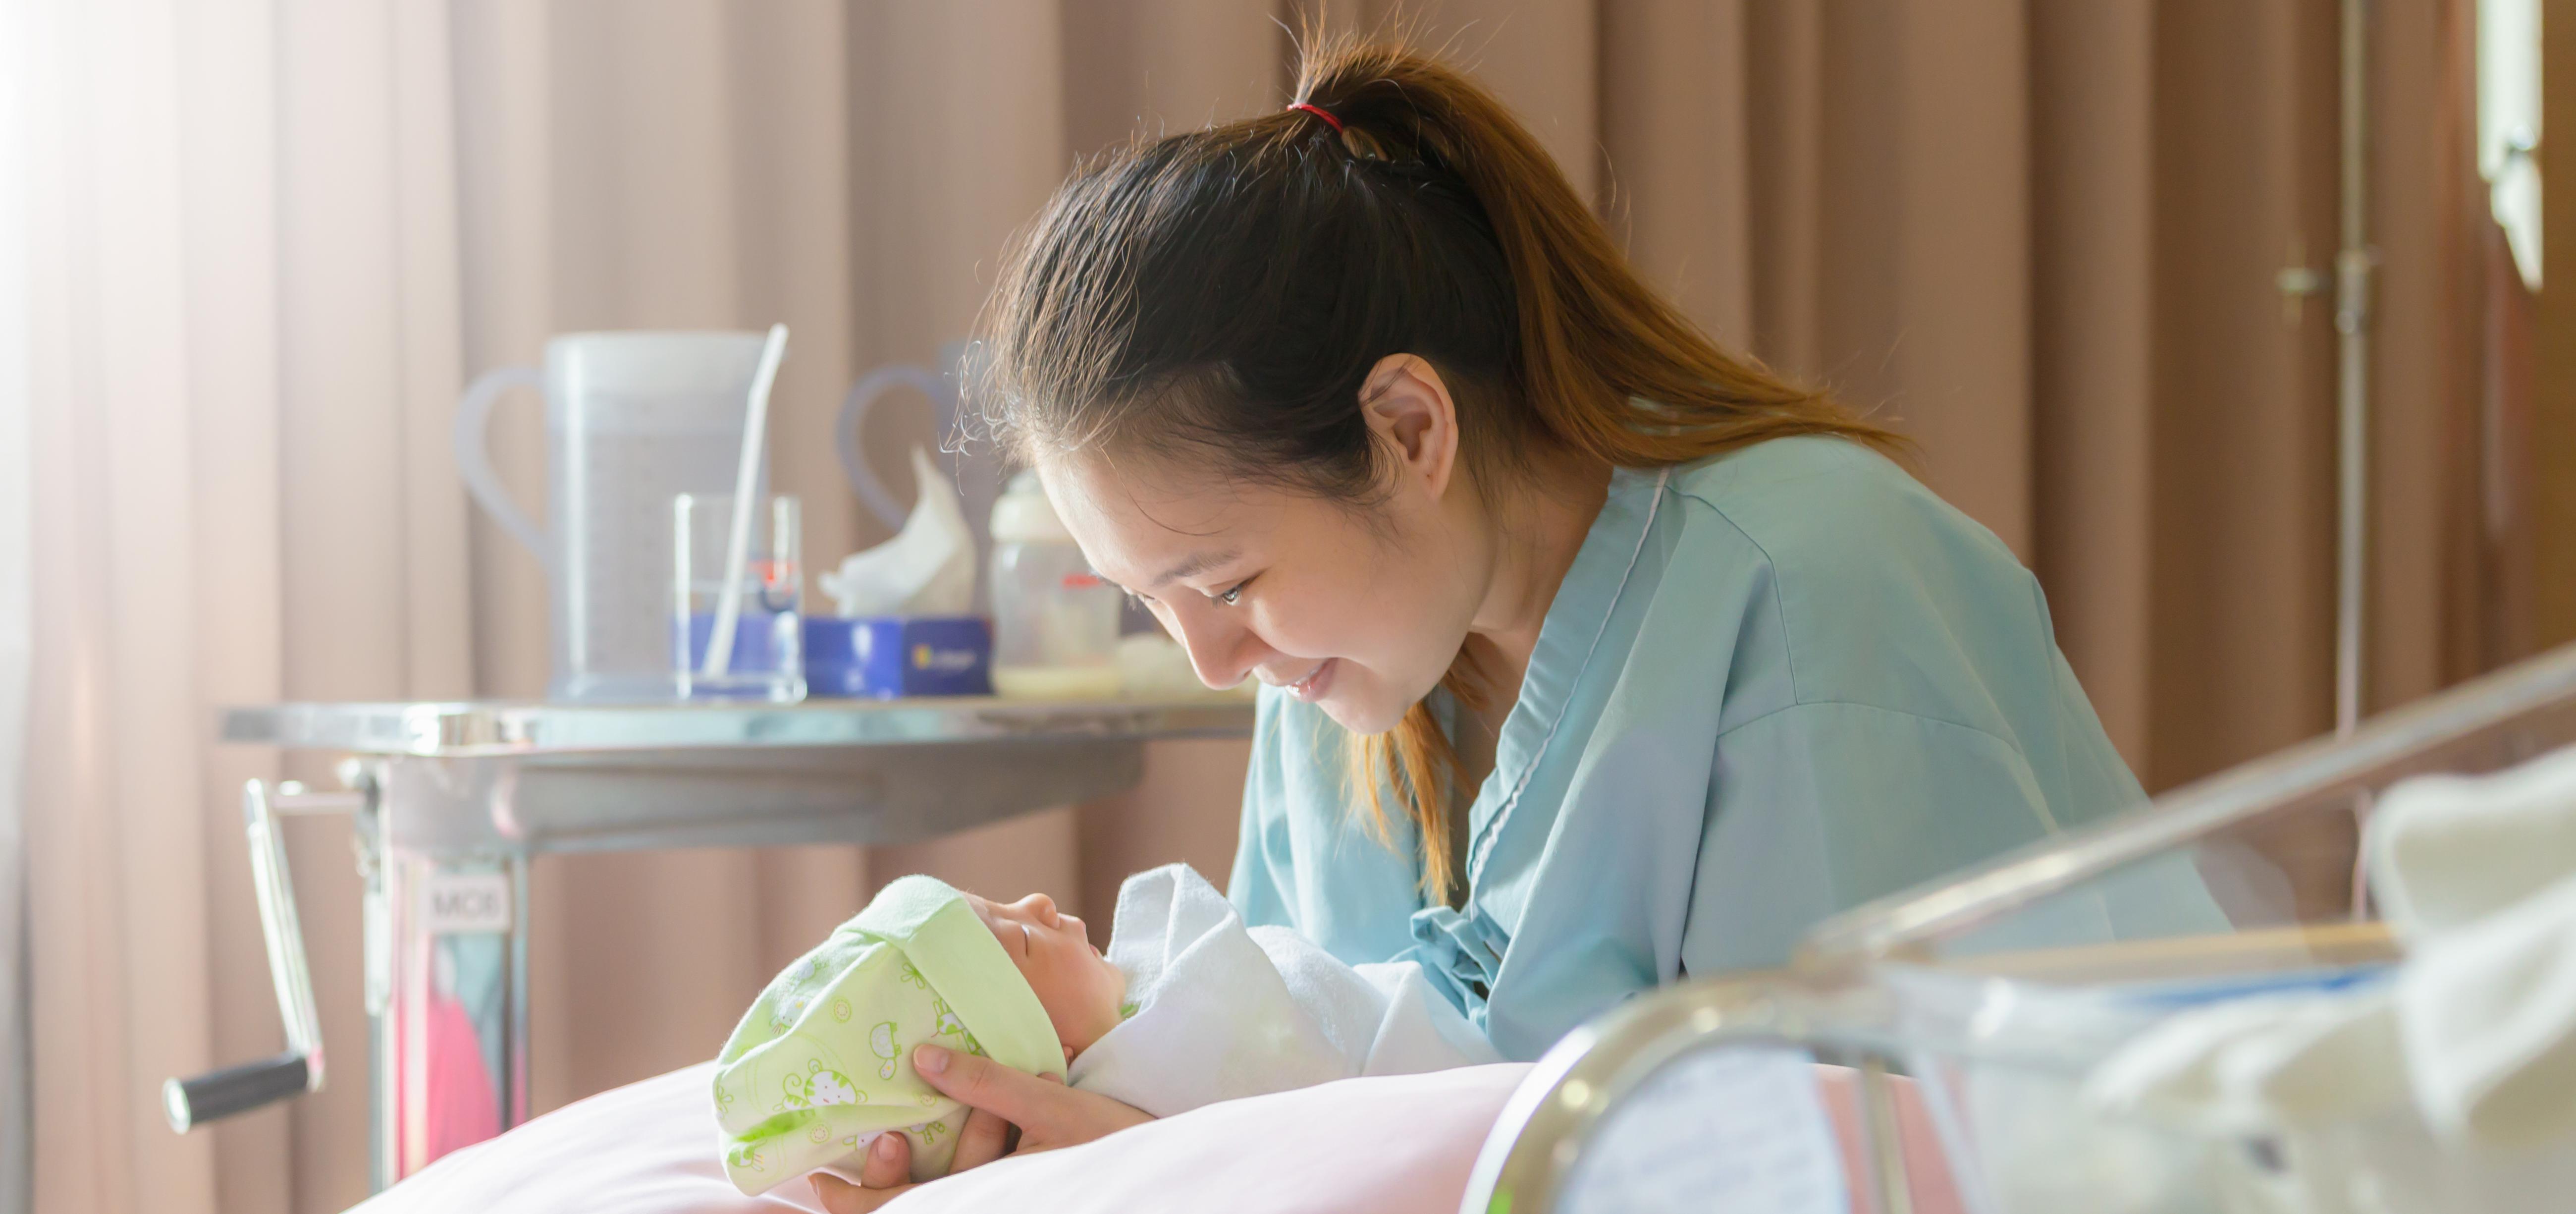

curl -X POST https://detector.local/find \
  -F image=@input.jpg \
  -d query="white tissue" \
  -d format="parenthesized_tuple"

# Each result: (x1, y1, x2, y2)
(818, 447, 974, 618)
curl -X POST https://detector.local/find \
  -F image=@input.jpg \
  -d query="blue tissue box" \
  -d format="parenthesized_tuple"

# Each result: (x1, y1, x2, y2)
(804, 616, 993, 699)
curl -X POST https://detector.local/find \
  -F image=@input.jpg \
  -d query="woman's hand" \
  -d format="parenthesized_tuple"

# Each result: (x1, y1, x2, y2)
(809, 1042, 1154, 1213)
(808, 1105, 1008, 1214)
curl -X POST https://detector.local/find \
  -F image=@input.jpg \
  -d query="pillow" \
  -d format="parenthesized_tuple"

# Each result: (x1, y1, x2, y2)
(353, 1059, 1962, 1214)
(348, 1062, 1527, 1214)
(349, 1062, 824, 1214)
(876, 1064, 1531, 1213)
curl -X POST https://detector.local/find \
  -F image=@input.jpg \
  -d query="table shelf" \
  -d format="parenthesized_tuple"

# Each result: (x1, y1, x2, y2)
(220, 695, 1258, 759)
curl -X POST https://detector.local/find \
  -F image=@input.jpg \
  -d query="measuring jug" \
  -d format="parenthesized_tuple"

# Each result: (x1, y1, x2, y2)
(456, 331, 771, 701)
(838, 340, 1004, 611)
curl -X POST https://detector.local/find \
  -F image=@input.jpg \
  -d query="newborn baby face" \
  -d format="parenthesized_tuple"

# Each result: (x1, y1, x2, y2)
(964, 892, 1127, 1060)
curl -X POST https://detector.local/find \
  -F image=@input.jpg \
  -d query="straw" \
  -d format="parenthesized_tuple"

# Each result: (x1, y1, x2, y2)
(701, 323, 789, 678)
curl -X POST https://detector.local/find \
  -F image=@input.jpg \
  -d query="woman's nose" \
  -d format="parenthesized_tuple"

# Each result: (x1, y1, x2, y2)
(1166, 606, 1262, 690)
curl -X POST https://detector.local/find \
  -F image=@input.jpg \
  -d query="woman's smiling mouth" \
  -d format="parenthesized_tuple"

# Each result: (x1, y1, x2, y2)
(1279, 659, 1337, 703)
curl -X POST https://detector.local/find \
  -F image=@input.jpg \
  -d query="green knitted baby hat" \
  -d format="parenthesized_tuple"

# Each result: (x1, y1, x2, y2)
(711, 875, 1065, 1193)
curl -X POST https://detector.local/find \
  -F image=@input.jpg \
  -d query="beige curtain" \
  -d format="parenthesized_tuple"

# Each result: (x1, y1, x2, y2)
(0, 1, 30, 1208)
(2544, 2, 2576, 653)
(18, 2, 2536, 1212)
(23, 2, 476, 1210)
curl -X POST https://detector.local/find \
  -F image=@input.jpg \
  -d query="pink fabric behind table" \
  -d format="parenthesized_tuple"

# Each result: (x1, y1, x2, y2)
(392, 985, 502, 1174)
(352, 1058, 1965, 1214)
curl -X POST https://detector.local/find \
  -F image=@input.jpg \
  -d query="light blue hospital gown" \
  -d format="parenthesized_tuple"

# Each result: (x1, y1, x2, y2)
(1228, 435, 2217, 1061)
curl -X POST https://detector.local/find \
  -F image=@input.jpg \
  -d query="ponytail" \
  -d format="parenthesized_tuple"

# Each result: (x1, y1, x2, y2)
(986, 34, 1901, 904)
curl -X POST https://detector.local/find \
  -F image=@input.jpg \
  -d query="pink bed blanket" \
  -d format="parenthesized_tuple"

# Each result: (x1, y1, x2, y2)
(353, 1059, 1961, 1213)
(351, 1061, 1528, 1214)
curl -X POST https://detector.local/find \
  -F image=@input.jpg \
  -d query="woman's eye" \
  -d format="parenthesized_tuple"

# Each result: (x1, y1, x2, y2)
(1218, 581, 1249, 606)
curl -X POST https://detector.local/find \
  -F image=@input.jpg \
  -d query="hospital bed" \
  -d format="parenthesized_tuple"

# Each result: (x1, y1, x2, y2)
(1465, 641, 2576, 1213)
(182, 645, 2576, 1212)
(164, 696, 1252, 1191)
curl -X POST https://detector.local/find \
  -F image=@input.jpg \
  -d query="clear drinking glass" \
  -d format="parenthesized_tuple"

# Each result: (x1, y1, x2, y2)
(672, 494, 806, 702)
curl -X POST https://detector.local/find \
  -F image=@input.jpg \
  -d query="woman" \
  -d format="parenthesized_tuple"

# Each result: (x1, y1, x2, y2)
(818, 38, 2186, 1210)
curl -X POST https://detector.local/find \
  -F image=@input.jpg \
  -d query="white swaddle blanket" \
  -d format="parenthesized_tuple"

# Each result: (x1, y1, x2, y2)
(2088, 743, 2576, 1149)
(1067, 864, 1500, 1116)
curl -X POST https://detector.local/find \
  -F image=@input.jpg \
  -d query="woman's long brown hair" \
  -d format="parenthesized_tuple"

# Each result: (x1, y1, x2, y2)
(981, 35, 1900, 904)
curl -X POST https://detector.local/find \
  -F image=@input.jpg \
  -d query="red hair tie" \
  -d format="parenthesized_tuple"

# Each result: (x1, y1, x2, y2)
(1288, 102, 1345, 134)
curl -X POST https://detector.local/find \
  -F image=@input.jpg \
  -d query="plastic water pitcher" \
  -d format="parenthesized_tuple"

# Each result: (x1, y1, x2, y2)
(455, 331, 771, 701)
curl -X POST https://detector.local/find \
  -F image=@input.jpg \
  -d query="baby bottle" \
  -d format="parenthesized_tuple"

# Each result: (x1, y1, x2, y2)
(988, 471, 1124, 699)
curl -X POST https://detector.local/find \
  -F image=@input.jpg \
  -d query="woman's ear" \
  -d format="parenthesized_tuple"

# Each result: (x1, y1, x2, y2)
(1358, 354, 1459, 500)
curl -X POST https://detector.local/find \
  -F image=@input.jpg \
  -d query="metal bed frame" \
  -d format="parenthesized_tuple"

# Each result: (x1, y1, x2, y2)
(1463, 642, 2576, 1214)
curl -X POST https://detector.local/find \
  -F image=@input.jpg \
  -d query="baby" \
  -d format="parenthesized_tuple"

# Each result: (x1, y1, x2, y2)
(712, 863, 1497, 1194)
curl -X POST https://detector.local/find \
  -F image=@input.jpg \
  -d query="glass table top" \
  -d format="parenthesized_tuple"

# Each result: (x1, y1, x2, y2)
(221, 695, 1260, 758)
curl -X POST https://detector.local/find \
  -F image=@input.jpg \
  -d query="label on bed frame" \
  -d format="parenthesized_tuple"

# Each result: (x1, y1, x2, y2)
(422, 871, 513, 935)
(1559, 1045, 1847, 1214)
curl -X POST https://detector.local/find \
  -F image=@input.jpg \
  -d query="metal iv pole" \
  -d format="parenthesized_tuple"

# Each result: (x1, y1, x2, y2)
(2331, 0, 2380, 924)
(2334, 0, 2376, 737)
